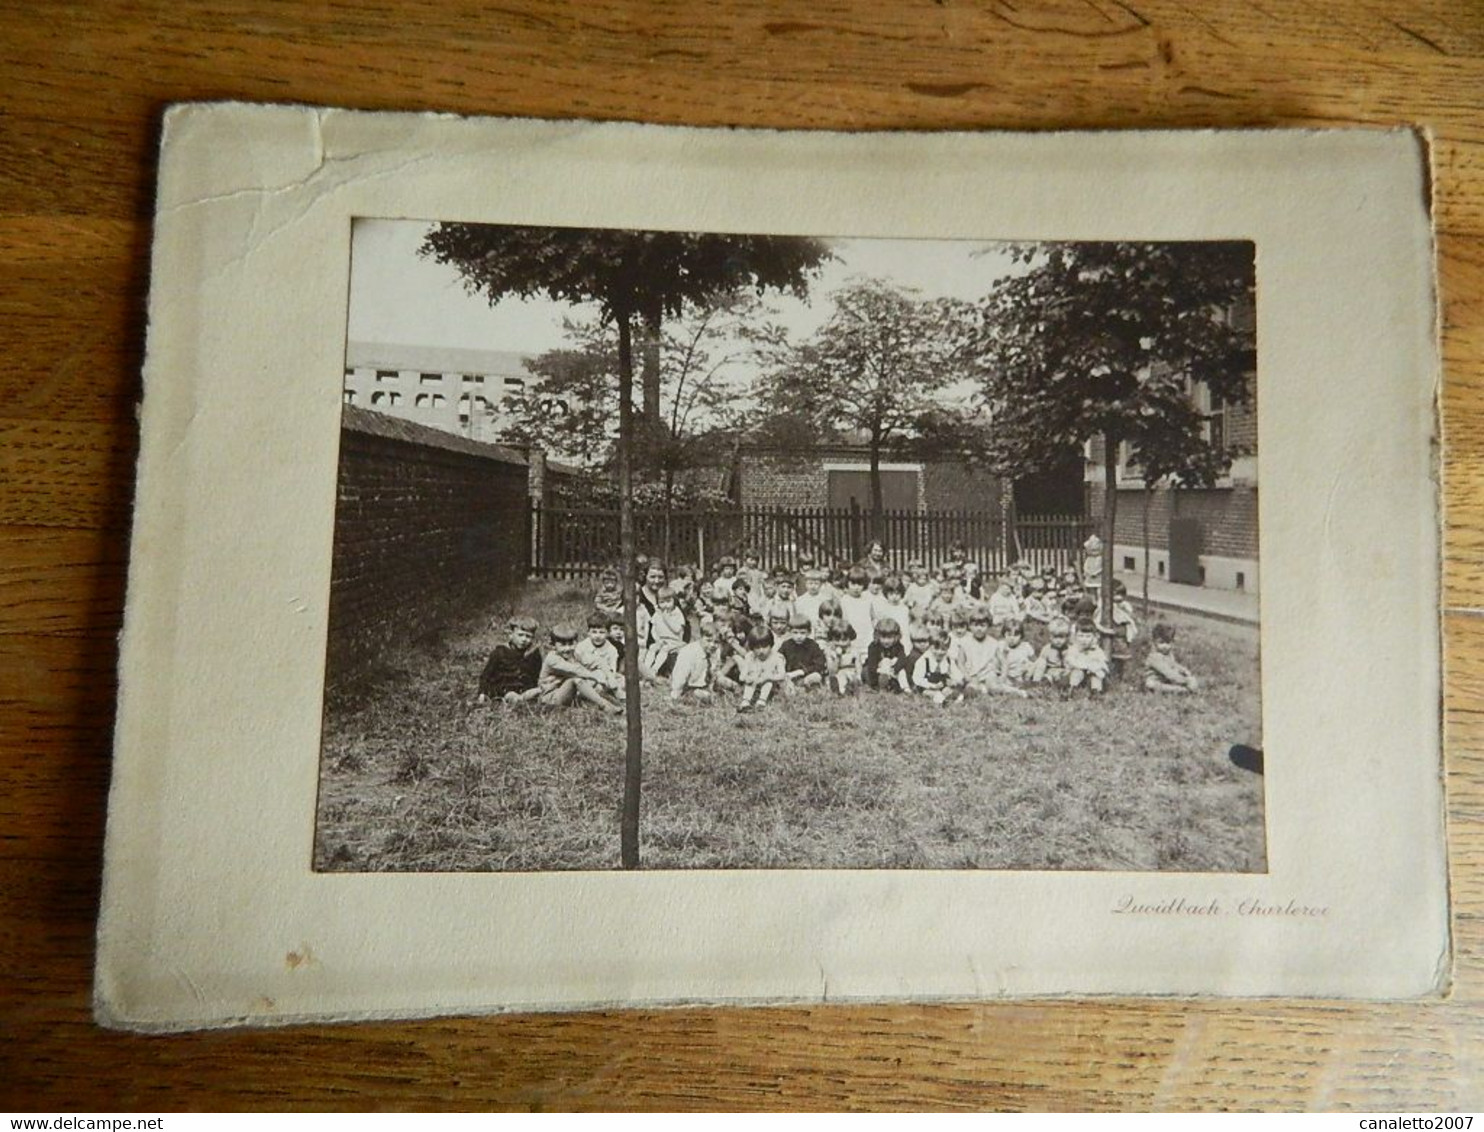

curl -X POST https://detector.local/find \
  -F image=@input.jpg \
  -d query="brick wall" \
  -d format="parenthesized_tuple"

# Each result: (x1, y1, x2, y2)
(326, 406, 531, 693)
(738, 449, 1003, 513)
(737, 451, 830, 509)
(1088, 482, 1259, 560)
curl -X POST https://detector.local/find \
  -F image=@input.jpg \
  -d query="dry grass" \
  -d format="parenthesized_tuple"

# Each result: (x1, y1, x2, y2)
(314, 579, 1265, 872)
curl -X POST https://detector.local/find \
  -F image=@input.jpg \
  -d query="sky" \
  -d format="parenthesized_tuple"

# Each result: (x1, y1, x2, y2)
(345, 218, 1028, 359)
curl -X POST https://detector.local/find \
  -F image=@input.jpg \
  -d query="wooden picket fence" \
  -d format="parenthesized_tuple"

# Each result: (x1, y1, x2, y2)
(529, 503, 1091, 579)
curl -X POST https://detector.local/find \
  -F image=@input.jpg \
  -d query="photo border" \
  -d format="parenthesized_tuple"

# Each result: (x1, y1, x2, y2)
(97, 106, 1445, 1029)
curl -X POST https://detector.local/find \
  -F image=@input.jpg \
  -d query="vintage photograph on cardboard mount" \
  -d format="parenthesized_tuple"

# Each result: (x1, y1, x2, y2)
(95, 111, 1444, 1023)
(314, 220, 1262, 874)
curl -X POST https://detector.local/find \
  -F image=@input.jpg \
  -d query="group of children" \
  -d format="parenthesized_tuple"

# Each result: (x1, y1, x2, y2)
(477, 538, 1202, 714)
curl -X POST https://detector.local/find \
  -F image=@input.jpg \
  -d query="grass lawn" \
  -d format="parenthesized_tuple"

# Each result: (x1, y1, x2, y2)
(314, 579, 1266, 872)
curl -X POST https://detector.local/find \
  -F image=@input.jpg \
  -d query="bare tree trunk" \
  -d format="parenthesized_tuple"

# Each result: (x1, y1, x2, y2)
(1101, 431, 1117, 632)
(1142, 478, 1154, 619)
(869, 429, 884, 536)
(663, 466, 675, 563)
(618, 313, 643, 870)
(640, 300, 663, 473)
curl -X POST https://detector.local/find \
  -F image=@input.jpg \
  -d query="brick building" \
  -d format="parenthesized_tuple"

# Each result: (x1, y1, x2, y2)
(342, 341, 568, 444)
(734, 442, 1009, 515)
(1086, 380, 1259, 595)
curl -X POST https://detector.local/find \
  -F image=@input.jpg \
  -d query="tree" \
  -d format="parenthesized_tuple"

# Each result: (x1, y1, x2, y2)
(973, 241, 1255, 624)
(421, 224, 829, 868)
(504, 295, 769, 557)
(759, 279, 971, 523)
(500, 318, 619, 467)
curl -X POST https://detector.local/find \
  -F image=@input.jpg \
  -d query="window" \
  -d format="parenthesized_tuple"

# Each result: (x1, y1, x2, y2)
(465, 374, 485, 385)
(432, 394, 446, 408)
(1158, 561, 1165, 577)
(370, 391, 385, 406)
(475, 396, 492, 413)
(1123, 556, 1135, 571)
(420, 372, 442, 385)
(1236, 571, 1246, 591)
(343, 390, 356, 405)
(1208, 397, 1228, 453)
(415, 393, 430, 408)
(375, 369, 397, 383)
(504, 377, 526, 396)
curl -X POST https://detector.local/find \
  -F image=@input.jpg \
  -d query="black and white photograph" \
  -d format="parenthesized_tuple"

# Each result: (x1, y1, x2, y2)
(314, 219, 1262, 874)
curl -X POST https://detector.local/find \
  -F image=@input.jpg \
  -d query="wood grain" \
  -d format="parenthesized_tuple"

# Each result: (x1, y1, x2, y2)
(3, 0, 1482, 1111)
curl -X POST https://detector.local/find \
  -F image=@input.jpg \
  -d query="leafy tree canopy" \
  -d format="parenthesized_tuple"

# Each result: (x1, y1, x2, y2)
(759, 278, 974, 450)
(974, 241, 1255, 482)
(420, 224, 831, 322)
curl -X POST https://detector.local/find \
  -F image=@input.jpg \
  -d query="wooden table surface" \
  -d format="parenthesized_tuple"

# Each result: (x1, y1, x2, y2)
(5, 0, 1483, 1111)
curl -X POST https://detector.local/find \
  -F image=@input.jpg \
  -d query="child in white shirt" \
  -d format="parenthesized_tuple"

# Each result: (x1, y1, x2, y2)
(913, 628, 965, 705)
(837, 567, 878, 666)
(642, 586, 688, 681)
(1066, 619, 1110, 694)
(1144, 622, 1200, 693)
(954, 612, 1026, 698)
(996, 619, 1037, 684)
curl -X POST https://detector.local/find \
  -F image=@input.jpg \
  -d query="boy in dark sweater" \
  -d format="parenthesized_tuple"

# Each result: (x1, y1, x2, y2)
(779, 613, 828, 692)
(477, 616, 543, 706)
(863, 617, 912, 693)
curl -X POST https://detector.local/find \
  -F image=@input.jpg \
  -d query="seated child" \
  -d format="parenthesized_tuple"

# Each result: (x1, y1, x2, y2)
(954, 612, 1026, 698)
(712, 621, 746, 695)
(670, 618, 719, 702)
(863, 617, 912, 693)
(477, 615, 543, 706)
(1066, 619, 1110, 694)
(749, 572, 779, 619)
(913, 627, 965, 705)
(1095, 579, 1138, 679)
(794, 568, 826, 631)
(779, 613, 829, 692)
(711, 556, 739, 603)
(766, 607, 793, 649)
(946, 540, 981, 598)
(538, 624, 623, 712)
(1022, 578, 1052, 629)
(739, 549, 767, 600)
(986, 576, 1022, 628)
(728, 579, 753, 622)
(875, 575, 913, 644)
(1144, 622, 1200, 693)
(606, 614, 626, 666)
(903, 560, 937, 623)
(927, 570, 968, 624)
(593, 565, 623, 620)
(642, 585, 689, 681)
(735, 625, 786, 712)
(1031, 616, 1074, 687)
(793, 552, 818, 595)
(670, 565, 700, 620)
(817, 599, 860, 693)
(837, 568, 878, 665)
(575, 610, 624, 700)
(996, 619, 1037, 685)
(905, 620, 933, 687)
(772, 568, 799, 615)
(947, 609, 971, 652)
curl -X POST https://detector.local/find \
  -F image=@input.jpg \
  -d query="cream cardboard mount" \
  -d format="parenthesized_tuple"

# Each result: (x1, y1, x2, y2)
(95, 104, 1447, 1031)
